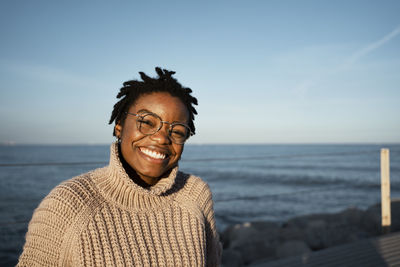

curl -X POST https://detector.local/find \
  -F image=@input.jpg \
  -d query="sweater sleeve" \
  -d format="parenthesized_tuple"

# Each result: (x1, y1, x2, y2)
(196, 182, 222, 267)
(17, 189, 72, 266)
(17, 175, 97, 266)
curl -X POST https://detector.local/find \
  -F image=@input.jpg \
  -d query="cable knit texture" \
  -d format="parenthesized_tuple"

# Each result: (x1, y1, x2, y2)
(18, 143, 221, 266)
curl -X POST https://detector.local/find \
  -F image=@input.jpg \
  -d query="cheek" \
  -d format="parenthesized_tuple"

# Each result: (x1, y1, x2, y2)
(173, 145, 184, 160)
(130, 131, 143, 142)
(121, 123, 142, 142)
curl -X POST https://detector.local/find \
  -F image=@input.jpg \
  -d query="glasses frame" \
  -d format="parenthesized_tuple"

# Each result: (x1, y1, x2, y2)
(125, 112, 193, 145)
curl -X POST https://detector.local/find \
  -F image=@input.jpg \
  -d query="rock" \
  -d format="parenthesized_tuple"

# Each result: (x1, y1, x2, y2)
(282, 207, 374, 250)
(250, 221, 280, 233)
(222, 221, 279, 249)
(361, 199, 400, 234)
(304, 212, 371, 250)
(361, 204, 382, 235)
(222, 221, 280, 265)
(337, 207, 364, 226)
(276, 240, 311, 259)
(285, 213, 333, 230)
(237, 240, 276, 265)
(391, 199, 400, 231)
(279, 224, 305, 242)
(221, 201, 400, 265)
(221, 248, 243, 267)
(222, 222, 259, 249)
(304, 219, 327, 250)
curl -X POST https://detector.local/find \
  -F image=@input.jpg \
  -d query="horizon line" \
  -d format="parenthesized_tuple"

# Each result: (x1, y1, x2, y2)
(1, 141, 399, 146)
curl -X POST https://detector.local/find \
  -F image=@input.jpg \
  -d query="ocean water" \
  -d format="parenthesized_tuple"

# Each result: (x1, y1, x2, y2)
(1, 143, 399, 265)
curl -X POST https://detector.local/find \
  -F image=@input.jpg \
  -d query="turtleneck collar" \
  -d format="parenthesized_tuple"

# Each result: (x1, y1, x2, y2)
(117, 143, 153, 189)
(94, 142, 179, 209)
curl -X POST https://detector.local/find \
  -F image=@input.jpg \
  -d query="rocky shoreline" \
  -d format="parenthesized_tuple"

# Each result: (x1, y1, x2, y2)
(221, 199, 400, 266)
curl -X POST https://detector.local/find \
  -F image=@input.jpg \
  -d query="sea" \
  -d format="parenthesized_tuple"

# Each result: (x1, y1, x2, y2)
(1, 143, 399, 266)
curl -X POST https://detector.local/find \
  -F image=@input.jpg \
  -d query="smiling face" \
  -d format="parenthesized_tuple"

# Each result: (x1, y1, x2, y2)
(115, 92, 189, 185)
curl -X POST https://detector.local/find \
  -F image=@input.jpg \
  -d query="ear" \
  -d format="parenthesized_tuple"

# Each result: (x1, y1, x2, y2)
(115, 122, 123, 139)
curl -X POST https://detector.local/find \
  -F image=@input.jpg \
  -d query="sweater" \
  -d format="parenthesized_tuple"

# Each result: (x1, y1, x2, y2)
(17, 143, 221, 266)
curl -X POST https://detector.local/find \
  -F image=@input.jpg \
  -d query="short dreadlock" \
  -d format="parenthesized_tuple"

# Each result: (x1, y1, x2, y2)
(109, 67, 198, 137)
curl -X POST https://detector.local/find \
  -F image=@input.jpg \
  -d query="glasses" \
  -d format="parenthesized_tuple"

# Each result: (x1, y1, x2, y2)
(125, 112, 192, 144)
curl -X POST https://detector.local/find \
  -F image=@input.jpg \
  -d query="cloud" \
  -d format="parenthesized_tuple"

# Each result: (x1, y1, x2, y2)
(293, 24, 400, 97)
(345, 25, 400, 66)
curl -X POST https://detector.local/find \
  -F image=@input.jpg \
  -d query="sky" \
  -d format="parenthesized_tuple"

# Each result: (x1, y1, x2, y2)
(0, 0, 399, 144)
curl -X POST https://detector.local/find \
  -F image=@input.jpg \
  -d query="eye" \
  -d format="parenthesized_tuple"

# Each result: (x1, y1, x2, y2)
(170, 124, 189, 139)
(171, 129, 186, 138)
(138, 118, 154, 127)
(137, 113, 160, 130)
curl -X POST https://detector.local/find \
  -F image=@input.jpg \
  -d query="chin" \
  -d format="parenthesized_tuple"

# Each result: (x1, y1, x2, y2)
(144, 169, 171, 180)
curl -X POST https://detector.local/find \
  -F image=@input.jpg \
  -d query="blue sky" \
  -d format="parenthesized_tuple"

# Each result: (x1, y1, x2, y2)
(0, 0, 399, 144)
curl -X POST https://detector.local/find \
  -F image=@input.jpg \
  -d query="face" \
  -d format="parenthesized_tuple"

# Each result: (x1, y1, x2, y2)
(115, 92, 189, 185)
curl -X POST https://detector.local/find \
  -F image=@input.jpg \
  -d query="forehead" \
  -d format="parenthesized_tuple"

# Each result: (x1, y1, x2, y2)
(130, 92, 189, 122)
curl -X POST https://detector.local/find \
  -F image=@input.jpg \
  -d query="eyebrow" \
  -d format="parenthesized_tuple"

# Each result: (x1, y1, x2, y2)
(136, 109, 152, 114)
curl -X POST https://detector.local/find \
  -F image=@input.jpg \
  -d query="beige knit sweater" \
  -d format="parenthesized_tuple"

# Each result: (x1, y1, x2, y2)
(18, 143, 221, 266)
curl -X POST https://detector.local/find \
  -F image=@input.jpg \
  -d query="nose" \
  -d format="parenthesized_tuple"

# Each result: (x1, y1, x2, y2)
(150, 123, 172, 144)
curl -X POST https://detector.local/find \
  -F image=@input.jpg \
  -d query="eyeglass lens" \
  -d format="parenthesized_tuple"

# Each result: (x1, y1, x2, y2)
(136, 113, 189, 144)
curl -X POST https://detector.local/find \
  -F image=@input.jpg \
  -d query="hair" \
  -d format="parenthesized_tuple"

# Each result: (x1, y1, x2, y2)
(109, 67, 198, 137)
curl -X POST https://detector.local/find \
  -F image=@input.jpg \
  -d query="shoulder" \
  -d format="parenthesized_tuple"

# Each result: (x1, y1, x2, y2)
(177, 171, 211, 191)
(176, 171, 213, 205)
(18, 168, 106, 266)
(38, 168, 105, 221)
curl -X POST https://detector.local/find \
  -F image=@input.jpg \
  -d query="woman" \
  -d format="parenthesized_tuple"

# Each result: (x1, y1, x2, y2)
(18, 68, 221, 266)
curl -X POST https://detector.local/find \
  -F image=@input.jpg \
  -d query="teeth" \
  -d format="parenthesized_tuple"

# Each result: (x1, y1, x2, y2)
(140, 148, 166, 159)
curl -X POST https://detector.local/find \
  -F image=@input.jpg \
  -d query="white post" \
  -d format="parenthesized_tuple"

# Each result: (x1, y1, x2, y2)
(381, 148, 391, 234)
